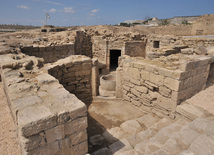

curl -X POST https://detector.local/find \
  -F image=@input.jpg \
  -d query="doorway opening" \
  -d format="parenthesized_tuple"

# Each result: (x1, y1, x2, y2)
(110, 50, 121, 71)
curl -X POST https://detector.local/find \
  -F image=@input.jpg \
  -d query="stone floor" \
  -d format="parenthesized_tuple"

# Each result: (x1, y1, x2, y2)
(0, 82, 21, 155)
(186, 84, 214, 115)
(91, 113, 214, 155)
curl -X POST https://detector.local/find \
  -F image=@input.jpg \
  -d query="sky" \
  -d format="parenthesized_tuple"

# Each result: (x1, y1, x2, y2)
(0, 0, 214, 26)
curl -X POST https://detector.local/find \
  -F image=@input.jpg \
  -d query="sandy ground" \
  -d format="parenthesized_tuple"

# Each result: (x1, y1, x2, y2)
(186, 84, 214, 115)
(0, 82, 20, 155)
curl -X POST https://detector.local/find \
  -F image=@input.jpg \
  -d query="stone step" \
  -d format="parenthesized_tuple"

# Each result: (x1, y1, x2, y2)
(176, 102, 212, 120)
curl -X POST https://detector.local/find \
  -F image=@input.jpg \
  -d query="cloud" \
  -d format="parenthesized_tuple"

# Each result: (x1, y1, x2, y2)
(88, 9, 99, 16)
(17, 5, 30, 10)
(45, 1, 64, 6)
(48, 8, 57, 13)
(64, 7, 75, 13)
(91, 9, 99, 13)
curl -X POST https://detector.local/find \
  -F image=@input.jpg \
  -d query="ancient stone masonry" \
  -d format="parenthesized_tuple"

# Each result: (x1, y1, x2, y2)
(117, 54, 213, 117)
(0, 53, 89, 154)
(47, 55, 98, 105)
(74, 31, 92, 58)
(21, 44, 74, 63)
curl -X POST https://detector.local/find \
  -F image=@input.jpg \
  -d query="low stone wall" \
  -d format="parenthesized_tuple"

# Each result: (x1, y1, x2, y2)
(1, 67, 88, 154)
(118, 55, 212, 117)
(21, 44, 74, 63)
(47, 55, 97, 105)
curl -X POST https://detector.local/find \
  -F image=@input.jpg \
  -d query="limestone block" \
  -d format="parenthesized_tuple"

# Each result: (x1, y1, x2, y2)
(11, 95, 42, 119)
(181, 48, 194, 55)
(64, 117, 87, 136)
(164, 77, 183, 91)
(161, 138, 182, 155)
(176, 103, 207, 120)
(130, 78, 141, 85)
(133, 61, 146, 69)
(75, 70, 91, 76)
(145, 64, 155, 72)
(159, 86, 172, 97)
(129, 67, 140, 80)
(182, 77, 193, 90)
(141, 70, 150, 81)
(189, 117, 214, 134)
(71, 141, 88, 155)
(192, 74, 202, 84)
(46, 124, 65, 144)
(189, 135, 214, 155)
(123, 85, 130, 92)
(144, 81, 158, 91)
(150, 118, 173, 131)
(120, 120, 142, 134)
(179, 60, 195, 71)
(18, 104, 57, 137)
(158, 67, 173, 77)
(131, 99, 141, 107)
(149, 73, 164, 86)
(195, 46, 207, 55)
(136, 114, 161, 128)
(27, 141, 60, 155)
(131, 88, 141, 97)
(134, 85, 148, 94)
(36, 73, 57, 85)
(20, 133, 46, 152)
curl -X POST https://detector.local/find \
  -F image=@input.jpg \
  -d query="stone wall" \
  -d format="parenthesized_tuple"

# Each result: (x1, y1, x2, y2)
(47, 55, 97, 105)
(1, 65, 88, 154)
(74, 31, 92, 58)
(118, 55, 211, 117)
(21, 44, 74, 63)
(125, 41, 146, 57)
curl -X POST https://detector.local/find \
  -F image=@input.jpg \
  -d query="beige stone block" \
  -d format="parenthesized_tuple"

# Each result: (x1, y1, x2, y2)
(143, 81, 158, 90)
(71, 141, 88, 155)
(18, 104, 57, 137)
(179, 60, 195, 71)
(133, 61, 146, 69)
(134, 85, 148, 94)
(164, 77, 183, 91)
(46, 125, 65, 144)
(20, 134, 46, 152)
(145, 64, 155, 72)
(130, 67, 141, 80)
(141, 70, 150, 81)
(69, 129, 87, 145)
(159, 86, 172, 97)
(183, 77, 193, 90)
(123, 85, 130, 91)
(149, 73, 164, 86)
(158, 67, 173, 77)
(27, 141, 60, 155)
(131, 99, 141, 107)
(196, 66, 206, 75)
(157, 96, 177, 111)
(75, 70, 91, 76)
(130, 78, 141, 85)
(131, 88, 141, 97)
(65, 117, 87, 136)
(192, 74, 202, 84)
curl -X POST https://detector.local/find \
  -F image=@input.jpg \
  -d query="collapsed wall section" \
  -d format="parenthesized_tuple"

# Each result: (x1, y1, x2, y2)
(118, 55, 212, 117)
(21, 44, 74, 63)
(1, 65, 88, 154)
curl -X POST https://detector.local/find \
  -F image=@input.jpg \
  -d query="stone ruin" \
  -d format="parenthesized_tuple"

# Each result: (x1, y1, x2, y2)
(0, 14, 214, 155)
